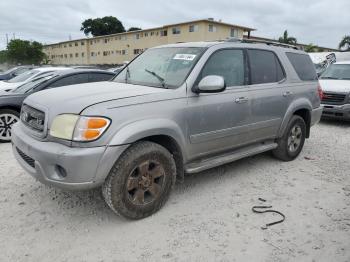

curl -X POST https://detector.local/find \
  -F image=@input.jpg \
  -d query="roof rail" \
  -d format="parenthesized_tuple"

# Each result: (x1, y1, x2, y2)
(225, 37, 299, 50)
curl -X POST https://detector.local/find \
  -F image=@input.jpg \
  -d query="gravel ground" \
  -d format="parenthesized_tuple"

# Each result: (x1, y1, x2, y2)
(1, 120, 349, 262)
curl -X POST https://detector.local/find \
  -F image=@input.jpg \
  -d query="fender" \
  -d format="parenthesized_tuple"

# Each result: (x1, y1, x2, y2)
(277, 98, 312, 138)
(108, 118, 188, 161)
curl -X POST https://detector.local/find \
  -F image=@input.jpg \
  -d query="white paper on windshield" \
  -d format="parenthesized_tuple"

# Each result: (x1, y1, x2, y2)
(173, 54, 197, 61)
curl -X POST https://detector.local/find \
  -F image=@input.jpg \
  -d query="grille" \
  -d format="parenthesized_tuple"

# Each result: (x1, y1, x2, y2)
(21, 104, 45, 132)
(16, 147, 35, 168)
(322, 92, 347, 105)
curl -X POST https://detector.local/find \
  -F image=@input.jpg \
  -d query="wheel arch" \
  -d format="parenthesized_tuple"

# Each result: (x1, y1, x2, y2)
(278, 98, 312, 138)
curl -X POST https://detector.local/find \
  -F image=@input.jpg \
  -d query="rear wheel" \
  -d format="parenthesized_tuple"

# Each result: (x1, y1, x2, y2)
(102, 141, 176, 219)
(272, 115, 306, 161)
(0, 109, 20, 143)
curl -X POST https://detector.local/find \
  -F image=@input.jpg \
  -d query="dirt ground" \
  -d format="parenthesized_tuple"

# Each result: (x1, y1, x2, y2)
(1, 120, 349, 262)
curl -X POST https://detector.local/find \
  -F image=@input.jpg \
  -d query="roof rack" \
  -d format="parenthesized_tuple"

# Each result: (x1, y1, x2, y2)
(225, 37, 299, 50)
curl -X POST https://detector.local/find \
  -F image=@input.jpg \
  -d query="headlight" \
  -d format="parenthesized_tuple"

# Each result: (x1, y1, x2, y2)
(50, 114, 110, 141)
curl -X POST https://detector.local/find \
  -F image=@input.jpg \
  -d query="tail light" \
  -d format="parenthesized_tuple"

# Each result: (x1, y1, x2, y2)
(317, 84, 324, 100)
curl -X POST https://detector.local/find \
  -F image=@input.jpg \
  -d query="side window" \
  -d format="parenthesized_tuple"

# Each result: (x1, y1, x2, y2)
(49, 73, 89, 88)
(286, 52, 317, 81)
(89, 73, 113, 82)
(200, 49, 245, 87)
(248, 49, 285, 84)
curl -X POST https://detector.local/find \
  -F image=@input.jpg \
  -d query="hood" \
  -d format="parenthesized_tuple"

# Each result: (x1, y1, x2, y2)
(319, 79, 350, 93)
(24, 81, 169, 114)
(0, 81, 22, 91)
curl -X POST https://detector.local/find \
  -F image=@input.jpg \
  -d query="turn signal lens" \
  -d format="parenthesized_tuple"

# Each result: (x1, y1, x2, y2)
(87, 118, 108, 129)
(73, 116, 110, 141)
(317, 84, 324, 100)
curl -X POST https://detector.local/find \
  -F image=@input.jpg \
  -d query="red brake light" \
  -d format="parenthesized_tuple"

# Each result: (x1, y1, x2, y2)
(317, 84, 323, 100)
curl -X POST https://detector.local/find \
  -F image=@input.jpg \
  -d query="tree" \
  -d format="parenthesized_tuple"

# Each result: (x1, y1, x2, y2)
(6, 39, 45, 64)
(128, 27, 142, 32)
(338, 35, 350, 51)
(278, 30, 297, 45)
(80, 16, 125, 36)
(0, 50, 7, 64)
(304, 43, 319, 53)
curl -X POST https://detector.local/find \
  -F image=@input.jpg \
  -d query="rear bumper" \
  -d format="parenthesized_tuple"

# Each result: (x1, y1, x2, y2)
(321, 103, 350, 120)
(311, 106, 323, 126)
(11, 123, 129, 190)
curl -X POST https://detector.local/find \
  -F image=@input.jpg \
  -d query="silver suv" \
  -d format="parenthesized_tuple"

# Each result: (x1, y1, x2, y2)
(12, 41, 323, 219)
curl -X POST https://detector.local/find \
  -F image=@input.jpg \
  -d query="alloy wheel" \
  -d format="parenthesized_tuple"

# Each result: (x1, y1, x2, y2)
(0, 114, 19, 141)
(287, 125, 302, 153)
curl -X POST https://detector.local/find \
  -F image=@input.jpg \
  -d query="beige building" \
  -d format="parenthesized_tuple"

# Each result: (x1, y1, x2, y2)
(44, 19, 255, 65)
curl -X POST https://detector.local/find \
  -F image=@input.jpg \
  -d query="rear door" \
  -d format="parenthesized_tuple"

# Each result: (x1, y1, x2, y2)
(245, 49, 292, 141)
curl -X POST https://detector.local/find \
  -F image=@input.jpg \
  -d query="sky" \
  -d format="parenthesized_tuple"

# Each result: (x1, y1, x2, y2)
(0, 0, 348, 50)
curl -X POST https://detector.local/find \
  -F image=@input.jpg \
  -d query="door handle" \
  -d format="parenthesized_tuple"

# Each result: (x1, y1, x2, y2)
(235, 97, 248, 103)
(283, 91, 293, 97)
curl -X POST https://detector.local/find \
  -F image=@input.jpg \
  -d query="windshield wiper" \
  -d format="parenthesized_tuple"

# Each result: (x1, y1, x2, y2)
(321, 76, 339, 80)
(144, 69, 167, 88)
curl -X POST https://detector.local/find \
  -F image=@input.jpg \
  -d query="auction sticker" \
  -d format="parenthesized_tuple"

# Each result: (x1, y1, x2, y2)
(173, 54, 197, 61)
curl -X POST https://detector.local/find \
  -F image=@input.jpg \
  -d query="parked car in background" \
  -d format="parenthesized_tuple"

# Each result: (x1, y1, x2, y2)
(0, 69, 115, 142)
(319, 61, 350, 120)
(0, 66, 35, 81)
(0, 67, 69, 92)
(11, 41, 322, 219)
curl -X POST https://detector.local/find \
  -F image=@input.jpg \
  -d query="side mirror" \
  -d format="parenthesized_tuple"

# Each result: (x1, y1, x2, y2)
(195, 75, 226, 93)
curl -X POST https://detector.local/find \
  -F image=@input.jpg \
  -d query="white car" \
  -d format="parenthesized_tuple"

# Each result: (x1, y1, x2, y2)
(319, 61, 350, 120)
(0, 67, 69, 92)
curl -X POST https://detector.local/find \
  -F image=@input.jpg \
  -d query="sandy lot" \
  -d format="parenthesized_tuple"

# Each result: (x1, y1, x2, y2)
(0, 120, 349, 262)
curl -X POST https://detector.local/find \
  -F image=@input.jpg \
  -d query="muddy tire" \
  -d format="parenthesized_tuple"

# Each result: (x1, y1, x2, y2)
(0, 109, 20, 143)
(272, 115, 306, 161)
(102, 141, 176, 219)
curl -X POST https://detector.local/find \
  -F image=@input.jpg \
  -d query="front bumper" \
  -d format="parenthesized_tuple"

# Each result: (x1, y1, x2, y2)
(11, 123, 128, 190)
(321, 103, 350, 120)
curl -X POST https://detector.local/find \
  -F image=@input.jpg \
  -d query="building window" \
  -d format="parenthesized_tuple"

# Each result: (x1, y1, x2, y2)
(189, 24, 199, 32)
(172, 27, 181, 35)
(81, 52, 85, 57)
(70, 54, 73, 58)
(69, 43, 72, 47)
(134, 49, 142, 55)
(104, 39, 108, 44)
(135, 34, 140, 40)
(64, 44, 67, 48)
(90, 41, 93, 45)
(75, 42, 78, 46)
(230, 28, 239, 37)
(145, 32, 148, 37)
(208, 24, 217, 32)
(75, 53, 79, 57)
(81, 41, 85, 46)
(150, 31, 154, 36)
(160, 30, 167, 37)
(91, 52, 95, 57)
(64, 54, 67, 58)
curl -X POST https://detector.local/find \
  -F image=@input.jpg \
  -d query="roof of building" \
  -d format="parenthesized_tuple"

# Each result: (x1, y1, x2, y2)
(43, 19, 255, 47)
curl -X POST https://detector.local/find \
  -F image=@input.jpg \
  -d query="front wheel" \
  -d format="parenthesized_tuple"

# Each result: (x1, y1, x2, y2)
(272, 115, 306, 161)
(0, 109, 20, 143)
(102, 141, 176, 219)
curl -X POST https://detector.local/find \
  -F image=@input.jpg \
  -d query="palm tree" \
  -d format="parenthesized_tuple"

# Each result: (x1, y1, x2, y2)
(338, 35, 350, 50)
(278, 30, 297, 45)
(304, 43, 318, 53)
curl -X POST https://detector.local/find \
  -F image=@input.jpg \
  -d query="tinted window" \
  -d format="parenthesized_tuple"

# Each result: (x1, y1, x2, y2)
(201, 49, 245, 87)
(49, 73, 89, 88)
(89, 73, 113, 82)
(286, 52, 317, 81)
(248, 50, 285, 84)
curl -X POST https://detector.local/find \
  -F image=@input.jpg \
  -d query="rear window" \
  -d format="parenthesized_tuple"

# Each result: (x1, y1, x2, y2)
(248, 50, 285, 84)
(286, 52, 317, 81)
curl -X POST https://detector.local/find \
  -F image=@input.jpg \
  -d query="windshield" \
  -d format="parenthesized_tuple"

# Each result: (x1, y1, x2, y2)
(320, 64, 350, 80)
(11, 73, 57, 94)
(7, 69, 39, 83)
(114, 47, 205, 88)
